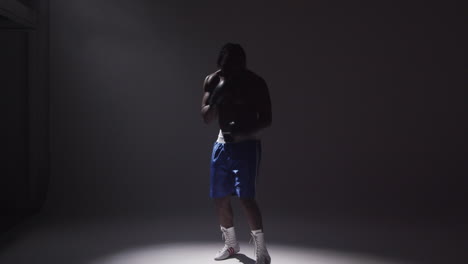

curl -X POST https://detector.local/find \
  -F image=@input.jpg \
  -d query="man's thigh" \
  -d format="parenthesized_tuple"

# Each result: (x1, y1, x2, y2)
(210, 142, 235, 198)
(230, 140, 261, 198)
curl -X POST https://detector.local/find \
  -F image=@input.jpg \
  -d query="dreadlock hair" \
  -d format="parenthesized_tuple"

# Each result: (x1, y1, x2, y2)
(216, 43, 247, 72)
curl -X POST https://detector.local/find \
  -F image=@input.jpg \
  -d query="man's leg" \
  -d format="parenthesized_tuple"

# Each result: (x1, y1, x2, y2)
(214, 195, 234, 228)
(213, 195, 240, 260)
(240, 199, 271, 264)
(239, 198, 263, 230)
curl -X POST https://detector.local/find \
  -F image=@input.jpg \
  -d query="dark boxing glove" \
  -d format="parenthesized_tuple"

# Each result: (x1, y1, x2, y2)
(208, 78, 235, 106)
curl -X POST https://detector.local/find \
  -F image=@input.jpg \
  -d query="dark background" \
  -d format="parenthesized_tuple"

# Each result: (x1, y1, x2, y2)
(1, 0, 49, 232)
(45, 0, 467, 220)
(1, 0, 467, 263)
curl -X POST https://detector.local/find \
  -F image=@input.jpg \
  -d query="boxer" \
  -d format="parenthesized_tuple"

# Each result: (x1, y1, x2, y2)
(201, 43, 272, 264)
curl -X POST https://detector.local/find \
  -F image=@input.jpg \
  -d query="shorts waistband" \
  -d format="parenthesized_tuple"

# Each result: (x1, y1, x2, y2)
(216, 138, 260, 145)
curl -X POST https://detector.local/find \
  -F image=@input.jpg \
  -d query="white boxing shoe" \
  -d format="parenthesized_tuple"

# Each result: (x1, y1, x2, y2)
(214, 226, 240, 260)
(251, 230, 271, 264)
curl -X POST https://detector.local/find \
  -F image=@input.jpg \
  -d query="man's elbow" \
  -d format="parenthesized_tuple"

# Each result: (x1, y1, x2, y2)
(258, 109, 272, 128)
(260, 116, 272, 129)
(203, 116, 214, 124)
(201, 112, 211, 124)
(201, 109, 216, 124)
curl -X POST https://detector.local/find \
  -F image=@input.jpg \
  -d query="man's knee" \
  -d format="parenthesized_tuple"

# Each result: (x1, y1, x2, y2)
(214, 196, 231, 209)
(239, 198, 257, 208)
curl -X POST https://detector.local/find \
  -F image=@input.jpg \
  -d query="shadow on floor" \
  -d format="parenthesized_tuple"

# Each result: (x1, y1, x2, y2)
(232, 253, 255, 264)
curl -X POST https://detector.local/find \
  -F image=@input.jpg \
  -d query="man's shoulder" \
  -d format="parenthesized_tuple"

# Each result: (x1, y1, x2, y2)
(204, 70, 221, 91)
(243, 70, 267, 91)
(244, 70, 266, 84)
(206, 70, 220, 80)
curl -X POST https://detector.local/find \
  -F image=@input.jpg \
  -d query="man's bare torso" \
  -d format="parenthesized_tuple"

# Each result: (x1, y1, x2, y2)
(203, 69, 269, 143)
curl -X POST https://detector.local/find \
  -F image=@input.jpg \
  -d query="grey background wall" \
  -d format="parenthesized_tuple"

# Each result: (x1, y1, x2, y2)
(45, 0, 467, 221)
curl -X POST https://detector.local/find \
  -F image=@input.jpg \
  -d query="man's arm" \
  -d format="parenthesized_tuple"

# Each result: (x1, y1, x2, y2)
(201, 73, 219, 124)
(237, 77, 272, 136)
(253, 77, 273, 132)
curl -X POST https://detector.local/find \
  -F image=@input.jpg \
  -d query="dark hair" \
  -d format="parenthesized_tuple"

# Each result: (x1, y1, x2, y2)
(216, 43, 247, 71)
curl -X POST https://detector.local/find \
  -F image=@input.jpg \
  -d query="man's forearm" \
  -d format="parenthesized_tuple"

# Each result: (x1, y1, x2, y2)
(201, 105, 218, 124)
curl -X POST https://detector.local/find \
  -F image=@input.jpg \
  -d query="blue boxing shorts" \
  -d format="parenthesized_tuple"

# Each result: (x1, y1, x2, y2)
(210, 139, 262, 199)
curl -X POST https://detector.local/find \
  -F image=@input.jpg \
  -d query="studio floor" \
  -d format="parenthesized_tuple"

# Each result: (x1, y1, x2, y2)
(0, 211, 466, 264)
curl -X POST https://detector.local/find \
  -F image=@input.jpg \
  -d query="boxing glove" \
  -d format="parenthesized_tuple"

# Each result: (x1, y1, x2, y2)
(208, 78, 235, 106)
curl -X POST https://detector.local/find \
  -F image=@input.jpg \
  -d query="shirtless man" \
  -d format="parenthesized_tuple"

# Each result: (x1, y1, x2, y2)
(201, 43, 272, 264)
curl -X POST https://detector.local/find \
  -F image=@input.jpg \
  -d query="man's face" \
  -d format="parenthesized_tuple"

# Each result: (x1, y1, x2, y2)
(220, 64, 244, 78)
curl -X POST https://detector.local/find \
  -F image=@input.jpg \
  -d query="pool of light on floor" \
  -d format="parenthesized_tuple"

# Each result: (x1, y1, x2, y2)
(89, 242, 406, 264)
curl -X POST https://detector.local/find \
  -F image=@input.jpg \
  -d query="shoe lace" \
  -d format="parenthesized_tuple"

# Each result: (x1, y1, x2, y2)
(217, 233, 228, 254)
(249, 234, 260, 259)
(222, 231, 234, 246)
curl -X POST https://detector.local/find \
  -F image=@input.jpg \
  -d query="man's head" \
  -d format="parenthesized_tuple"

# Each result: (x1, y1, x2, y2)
(217, 43, 247, 76)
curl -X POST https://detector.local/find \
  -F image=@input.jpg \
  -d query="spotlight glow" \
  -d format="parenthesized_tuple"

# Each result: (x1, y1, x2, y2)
(90, 242, 406, 264)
